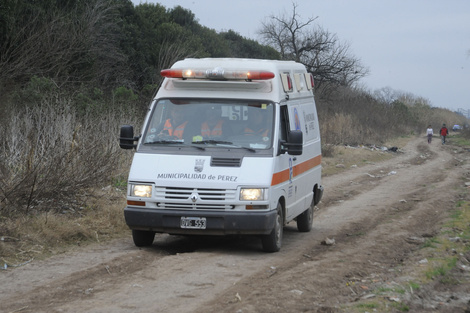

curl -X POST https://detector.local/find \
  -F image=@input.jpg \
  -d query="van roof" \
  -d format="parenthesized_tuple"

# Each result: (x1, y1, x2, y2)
(157, 58, 314, 101)
(172, 58, 306, 72)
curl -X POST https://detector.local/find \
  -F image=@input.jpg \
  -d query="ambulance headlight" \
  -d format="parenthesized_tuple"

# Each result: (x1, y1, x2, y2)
(240, 188, 266, 201)
(130, 184, 152, 198)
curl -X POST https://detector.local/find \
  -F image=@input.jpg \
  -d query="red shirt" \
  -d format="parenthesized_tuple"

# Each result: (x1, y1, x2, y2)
(440, 127, 448, 136)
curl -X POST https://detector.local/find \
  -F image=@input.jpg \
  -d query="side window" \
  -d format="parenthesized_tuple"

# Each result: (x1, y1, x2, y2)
(279, 105, 289, 142)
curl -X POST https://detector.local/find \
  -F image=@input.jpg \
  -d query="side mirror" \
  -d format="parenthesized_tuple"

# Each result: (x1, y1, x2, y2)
(281, 130, 303, 155)
(120, 125, 138, 149)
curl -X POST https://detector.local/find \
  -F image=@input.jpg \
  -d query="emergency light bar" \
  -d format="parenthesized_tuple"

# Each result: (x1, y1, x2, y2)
(160, 67, 275, 81)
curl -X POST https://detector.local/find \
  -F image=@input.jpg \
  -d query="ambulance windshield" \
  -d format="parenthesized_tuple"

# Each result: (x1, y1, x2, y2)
(143, 99, 274, 150)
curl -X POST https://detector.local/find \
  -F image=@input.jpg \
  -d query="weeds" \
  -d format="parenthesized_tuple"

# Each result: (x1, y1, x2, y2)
(0, 83, 140, 265)
(391, 302, 410, 312)
(408, 281, 420, 291)
(0, 187, 128, 267)
(112, 176, 128, 190)
(0, 87, 140, 216)
(356, 302, 379, 309)
(420, 202, 470, 283)
(425, 260, 455, 281)
(375, 287, 406, 295)
(422, 237, 440, 249)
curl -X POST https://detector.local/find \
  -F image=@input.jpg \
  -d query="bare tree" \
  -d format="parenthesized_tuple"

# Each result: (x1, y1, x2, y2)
(373, 87, 399, 105)
(258, 3, 368, 91)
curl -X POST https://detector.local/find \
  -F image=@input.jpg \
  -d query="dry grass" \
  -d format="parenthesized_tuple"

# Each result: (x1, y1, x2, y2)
(0, 91, 139, 216)
(0, 187, 128, 268)
(0, 85, 141, 268)
(322, 136, 413, 176)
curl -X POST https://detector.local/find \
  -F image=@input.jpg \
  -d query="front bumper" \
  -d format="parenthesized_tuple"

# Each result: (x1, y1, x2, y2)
(124, 207, 277, 236)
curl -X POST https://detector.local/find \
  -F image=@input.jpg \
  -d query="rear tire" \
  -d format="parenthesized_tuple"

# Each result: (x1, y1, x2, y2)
(297, 206, 313, 232)
(261, 202, 283, 252)
(132, 230, 155, 247)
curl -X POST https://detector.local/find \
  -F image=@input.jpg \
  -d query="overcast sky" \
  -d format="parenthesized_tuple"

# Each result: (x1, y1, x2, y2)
(132, 0, 470, 113)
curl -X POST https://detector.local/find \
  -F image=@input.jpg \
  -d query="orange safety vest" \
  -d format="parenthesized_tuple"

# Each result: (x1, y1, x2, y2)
(163, 119, 188, 139)
(201, 120, 223, 137)
(245, 127, 269, 137)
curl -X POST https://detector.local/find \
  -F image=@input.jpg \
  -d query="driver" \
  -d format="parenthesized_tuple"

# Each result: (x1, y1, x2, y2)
(244, 108, 270, 137)
(160, 105, 188, 139)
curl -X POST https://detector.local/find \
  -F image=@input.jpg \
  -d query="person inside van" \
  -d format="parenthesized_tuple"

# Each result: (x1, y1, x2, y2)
(200, 106, 226, 138)
(159, 105, 188, 139)
(245, 107, 270, 137)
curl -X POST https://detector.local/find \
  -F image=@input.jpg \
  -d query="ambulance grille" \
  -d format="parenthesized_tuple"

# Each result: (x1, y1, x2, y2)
(155, 187, 236, 210)
(211, 157, 242, 167)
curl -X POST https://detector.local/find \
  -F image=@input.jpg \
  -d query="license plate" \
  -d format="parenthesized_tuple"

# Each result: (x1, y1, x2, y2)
(180, 217, 206, 229)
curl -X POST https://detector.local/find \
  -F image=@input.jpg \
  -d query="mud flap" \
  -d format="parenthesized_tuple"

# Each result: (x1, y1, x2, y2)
(314, 185, 324, 205)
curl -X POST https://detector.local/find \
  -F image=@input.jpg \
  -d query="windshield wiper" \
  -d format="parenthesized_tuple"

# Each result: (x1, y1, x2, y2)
(192, 140, 234, 145)
(192, 140, 256, 152)
(240, 146, 256, 152)
(144, 139, 184, 144)
(144, 140, 209, 151)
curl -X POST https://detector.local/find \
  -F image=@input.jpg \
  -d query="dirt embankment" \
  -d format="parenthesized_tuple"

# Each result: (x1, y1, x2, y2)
(1, 136, 470, 313)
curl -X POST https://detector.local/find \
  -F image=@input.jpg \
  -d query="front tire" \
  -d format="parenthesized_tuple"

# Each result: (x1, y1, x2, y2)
(261, 202, 283, 252)
(132, 230, 155, 247)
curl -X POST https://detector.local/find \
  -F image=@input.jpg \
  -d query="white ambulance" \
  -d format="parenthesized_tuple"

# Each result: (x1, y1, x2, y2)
(120, 58, 323, 252)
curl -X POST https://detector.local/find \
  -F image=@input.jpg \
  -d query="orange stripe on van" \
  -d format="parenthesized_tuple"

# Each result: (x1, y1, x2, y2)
(271, 155, 322, 186)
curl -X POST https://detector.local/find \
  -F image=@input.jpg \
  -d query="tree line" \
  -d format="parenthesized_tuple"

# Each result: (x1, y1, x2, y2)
(0, 1, 371, 104)
(0, 0, 280, 98)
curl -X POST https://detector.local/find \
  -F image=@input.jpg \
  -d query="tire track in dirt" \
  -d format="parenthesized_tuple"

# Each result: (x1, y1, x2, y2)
(0, 246, 166, 312)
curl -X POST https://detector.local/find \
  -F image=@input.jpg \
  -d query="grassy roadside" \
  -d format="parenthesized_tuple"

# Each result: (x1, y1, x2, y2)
(0, 135, 430, 269)
(0, 187, 128, 269)
(346, 201, 470, 313)
(343, 132, 470, 312)
(322, 136, 413, 176)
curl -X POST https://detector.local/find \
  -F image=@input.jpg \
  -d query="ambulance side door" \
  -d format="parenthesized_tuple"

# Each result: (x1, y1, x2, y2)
(280, 103, 304, 220)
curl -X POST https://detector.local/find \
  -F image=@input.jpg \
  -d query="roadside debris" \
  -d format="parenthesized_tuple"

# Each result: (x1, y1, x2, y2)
(321, 238, 336, 246)
(1, 258, 34, 270)
(290, 289, 303, 296)
(405, 236, 425, 244)
(343, 144, 401, 153)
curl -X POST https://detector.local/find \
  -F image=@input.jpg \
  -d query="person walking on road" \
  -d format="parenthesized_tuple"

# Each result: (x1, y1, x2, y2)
(426, 125, 433, 144)
(440, 123, 449, 145)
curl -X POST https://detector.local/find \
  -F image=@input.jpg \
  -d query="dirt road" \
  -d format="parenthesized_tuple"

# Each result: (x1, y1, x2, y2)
(2, 136, 470, 313)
